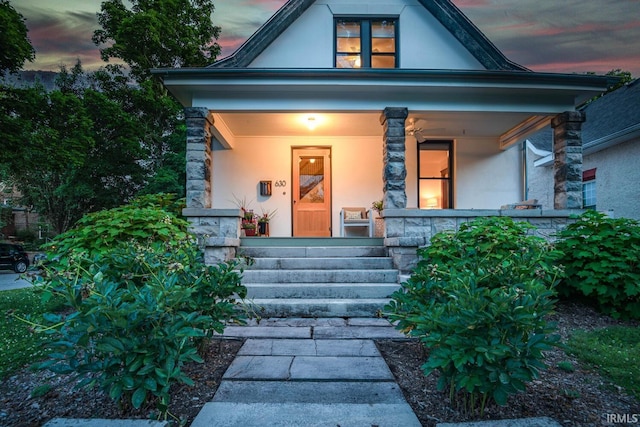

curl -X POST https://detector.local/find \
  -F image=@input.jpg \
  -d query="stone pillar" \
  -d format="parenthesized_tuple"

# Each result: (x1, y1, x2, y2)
(185, 107, 214, 208)
(551, 111, 586, 209)
(380, 107, 408, 208)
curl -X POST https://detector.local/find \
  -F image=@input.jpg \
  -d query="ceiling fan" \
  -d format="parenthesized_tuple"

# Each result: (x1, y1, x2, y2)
(405, 118, 445, 141)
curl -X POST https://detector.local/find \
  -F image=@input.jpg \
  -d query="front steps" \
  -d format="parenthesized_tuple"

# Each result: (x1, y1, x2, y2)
(238, 238, 400, 317)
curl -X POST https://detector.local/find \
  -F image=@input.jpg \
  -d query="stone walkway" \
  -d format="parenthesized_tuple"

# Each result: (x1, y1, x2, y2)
(44, 318, 563, 427)
(191, 317, 422, 427)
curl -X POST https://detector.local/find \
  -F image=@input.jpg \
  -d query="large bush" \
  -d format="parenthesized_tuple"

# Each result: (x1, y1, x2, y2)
(386, 217, 561, 414)
(34, 195, 247, 418)
(555, 210, 640, 319)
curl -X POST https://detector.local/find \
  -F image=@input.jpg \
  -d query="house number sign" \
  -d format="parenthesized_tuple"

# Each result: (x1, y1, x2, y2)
(274, 180, 286, 187)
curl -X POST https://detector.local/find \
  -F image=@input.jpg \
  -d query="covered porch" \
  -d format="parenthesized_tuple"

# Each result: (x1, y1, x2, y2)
(155, 68, 610, 269)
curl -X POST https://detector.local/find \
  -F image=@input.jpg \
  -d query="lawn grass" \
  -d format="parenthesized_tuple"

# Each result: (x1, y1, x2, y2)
(567, 325, 640, 399)
(0, 286, 65, 379)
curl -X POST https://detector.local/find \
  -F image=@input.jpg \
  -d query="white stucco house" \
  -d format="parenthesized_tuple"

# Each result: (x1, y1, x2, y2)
(153, 0, 613, 271)
(526, 78, 640, 220)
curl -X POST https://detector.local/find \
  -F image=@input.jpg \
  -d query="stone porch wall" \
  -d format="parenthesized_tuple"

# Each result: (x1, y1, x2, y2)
(183, 208, 242, 264)
(383, 208, 582, 274)
(184, 207, 581, 272)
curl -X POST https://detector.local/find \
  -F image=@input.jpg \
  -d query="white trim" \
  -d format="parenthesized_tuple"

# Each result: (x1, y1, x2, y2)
(211, 113, 235, 149)
(500, 115, 552, 150)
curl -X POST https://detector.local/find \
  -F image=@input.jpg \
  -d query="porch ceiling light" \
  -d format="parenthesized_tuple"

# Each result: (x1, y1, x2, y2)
(306, 116, 317, 131)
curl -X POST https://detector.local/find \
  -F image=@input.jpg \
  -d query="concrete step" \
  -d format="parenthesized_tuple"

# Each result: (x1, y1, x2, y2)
(247, 256, 394, 270)
(240, 245, 387, 258)
(248, 298, 390, 317)
(241, 269, 398, 284)
(245, 283, 400, 299)
(191, 402, 421, 427)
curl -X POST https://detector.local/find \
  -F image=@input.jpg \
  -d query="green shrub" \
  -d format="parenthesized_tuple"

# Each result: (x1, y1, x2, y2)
(386, 217, 561, 414)
(555, 210, 640, 319)
(42, 193, 190, 262)
(34, 195, 247, 418)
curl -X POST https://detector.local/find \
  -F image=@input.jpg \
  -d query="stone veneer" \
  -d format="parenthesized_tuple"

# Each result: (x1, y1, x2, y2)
(380, 107, 408, 209)
(383, 208, 581, 274)
(552, 111, 586, 209)
(182, 208, 242, 263)
(185, 107, 214, 209)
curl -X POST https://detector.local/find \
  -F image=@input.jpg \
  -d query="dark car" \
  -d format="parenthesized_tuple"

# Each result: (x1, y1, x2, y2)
(0, 243, 30, 273)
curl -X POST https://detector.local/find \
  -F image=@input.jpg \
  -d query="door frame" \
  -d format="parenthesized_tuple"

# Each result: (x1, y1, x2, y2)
(291, 146, 332, 237)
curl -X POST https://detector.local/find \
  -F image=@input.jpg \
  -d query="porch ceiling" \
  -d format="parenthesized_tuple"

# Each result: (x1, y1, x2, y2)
(214, 111, 545, 140)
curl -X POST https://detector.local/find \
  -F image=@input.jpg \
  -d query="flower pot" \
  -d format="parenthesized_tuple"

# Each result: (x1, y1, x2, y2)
(243, 227, 256, 236)
(374, 218, 384, 237)
(258, 222, 269, 236)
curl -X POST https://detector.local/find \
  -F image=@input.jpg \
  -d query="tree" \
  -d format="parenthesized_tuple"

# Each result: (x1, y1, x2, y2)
(0, 62, 148, 233)
(92, 0, 222, 196)
(0, 0, 35, 73)
(92, 0, 221, 85)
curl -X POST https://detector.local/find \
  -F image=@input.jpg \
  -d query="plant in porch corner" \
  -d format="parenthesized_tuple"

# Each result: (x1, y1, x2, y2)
(257, 208, 277, 236)
(372, 200, 384, 237)
(372, 200, 384, 215)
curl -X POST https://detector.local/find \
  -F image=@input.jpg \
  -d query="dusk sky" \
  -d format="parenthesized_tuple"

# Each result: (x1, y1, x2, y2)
(9, 0, 640, 77)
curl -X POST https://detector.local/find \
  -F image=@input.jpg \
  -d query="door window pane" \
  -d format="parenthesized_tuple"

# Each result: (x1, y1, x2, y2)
(299, 157, 324, 203)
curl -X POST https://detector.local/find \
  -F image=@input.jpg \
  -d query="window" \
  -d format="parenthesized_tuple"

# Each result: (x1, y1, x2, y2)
(335, 18, 397, 68)
(582, 168, 596, 209)
(418, 140, 453, 209)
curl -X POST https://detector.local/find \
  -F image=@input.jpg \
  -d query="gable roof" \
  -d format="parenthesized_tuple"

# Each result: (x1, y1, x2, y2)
(211, 0, 528, 71)
(529, 78, 640, 154)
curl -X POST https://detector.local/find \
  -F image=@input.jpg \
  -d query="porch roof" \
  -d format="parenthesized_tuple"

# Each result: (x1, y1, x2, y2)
(152, 68, 613, 148)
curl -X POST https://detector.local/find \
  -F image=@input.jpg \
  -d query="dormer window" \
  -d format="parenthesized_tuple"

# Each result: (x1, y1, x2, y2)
(335, 18, 397, 68)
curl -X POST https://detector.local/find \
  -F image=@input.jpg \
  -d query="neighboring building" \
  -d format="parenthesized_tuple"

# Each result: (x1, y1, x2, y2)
(0, 185, 40, 239)
(153, 0, 612, 269)
(526, 79, 640, 220)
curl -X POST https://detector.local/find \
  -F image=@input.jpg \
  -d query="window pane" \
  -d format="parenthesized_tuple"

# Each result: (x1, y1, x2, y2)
(337, 37, 361, 53)
(419, 149, 449, 178)
(372, 37, 395, 53)
(583, 181, 596, 209)
(336, 54, 362, 68)
(372, 55, 395, 68)
(336, 21, 360, 38)
(299, 157, 324, 203)
(419, 179, 448, 209)
(372, 21, 395, 38)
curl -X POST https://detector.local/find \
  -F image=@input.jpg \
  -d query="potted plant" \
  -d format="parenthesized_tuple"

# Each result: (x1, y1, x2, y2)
(242, 221, 257, 236)
(257, 208, 277, 236)
(233, 195, 258, 236)
(372, 200, 384, 237)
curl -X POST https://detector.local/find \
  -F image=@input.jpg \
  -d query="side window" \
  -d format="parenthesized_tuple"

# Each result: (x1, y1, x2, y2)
(418, 140, 453, 209)
(582, 168, 596, 209)
(335, 18, 397, 69)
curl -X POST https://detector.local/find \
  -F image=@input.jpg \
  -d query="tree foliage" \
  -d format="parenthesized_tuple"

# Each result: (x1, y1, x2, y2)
(0, 62, 148, 233)
(92, 0, 221, 84)
(0, 0, 35, 73)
